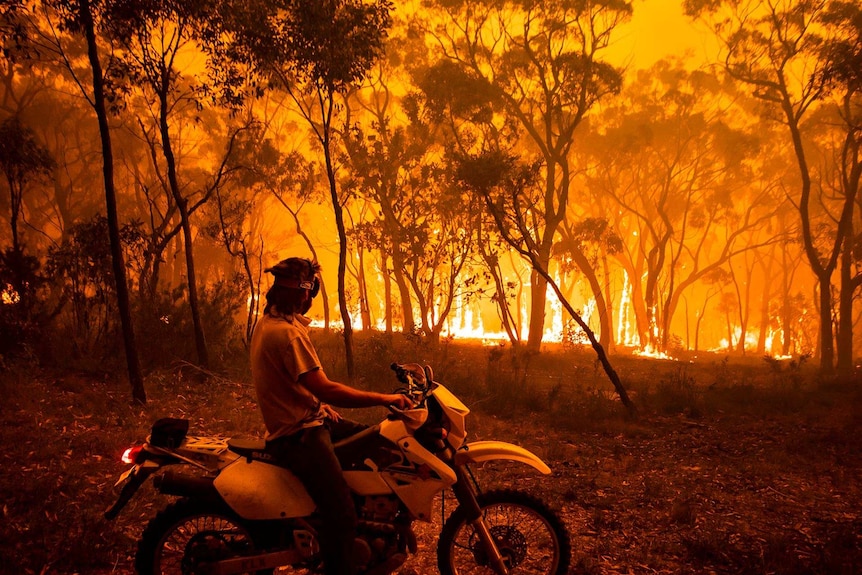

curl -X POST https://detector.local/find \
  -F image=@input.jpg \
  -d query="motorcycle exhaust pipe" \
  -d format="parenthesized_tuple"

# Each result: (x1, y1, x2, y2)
(153, 470, 220, 500)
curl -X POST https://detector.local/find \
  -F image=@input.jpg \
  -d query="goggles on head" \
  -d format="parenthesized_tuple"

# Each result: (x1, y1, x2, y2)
(273, 275, 320, 298)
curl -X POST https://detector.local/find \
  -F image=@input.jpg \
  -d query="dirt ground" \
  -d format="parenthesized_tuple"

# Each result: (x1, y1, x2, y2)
(1, 363, 859, 574)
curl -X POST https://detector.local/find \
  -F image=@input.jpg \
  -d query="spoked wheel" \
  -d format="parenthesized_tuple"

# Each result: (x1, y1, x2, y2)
(135, 498, 282, 575)
(437, 490, 571, 575)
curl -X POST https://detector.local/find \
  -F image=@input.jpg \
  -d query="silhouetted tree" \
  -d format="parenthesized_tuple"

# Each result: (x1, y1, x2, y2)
(688, 0, 856, 373)
(422, 0, 631, 351)
(104, 0, 253, 370)
(456, 150, 635, 413)
(6, 0, 146, 400)
(0, 115, 54, 258)
(230, 0, 394, 379)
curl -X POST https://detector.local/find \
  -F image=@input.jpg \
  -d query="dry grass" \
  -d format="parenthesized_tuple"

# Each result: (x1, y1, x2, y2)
(1, 333, 859, 574)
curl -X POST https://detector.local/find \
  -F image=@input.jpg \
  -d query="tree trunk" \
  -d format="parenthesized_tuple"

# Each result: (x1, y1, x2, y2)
(485, 254, 521, 346)
(357, 248, 371, 330)
(757, 251, 773, 355)
(817, 274, 834, 373)
(8, 178, 21, 256)
(322, 128, 354, 379)
(836, 231, 854, 374)
(781, 244, 794, 356)
(538, 264, 634, 414)
(159, 93, 209, 369)
(382, 254, 392, 334)
(390, 254, 415, 333)
(569, 246, 612, 350)
(80, 0, 145, 403)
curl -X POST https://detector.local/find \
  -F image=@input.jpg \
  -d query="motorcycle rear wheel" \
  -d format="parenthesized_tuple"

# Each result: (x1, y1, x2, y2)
(135, 498, 292, 575)
(437, 489, 571, 575)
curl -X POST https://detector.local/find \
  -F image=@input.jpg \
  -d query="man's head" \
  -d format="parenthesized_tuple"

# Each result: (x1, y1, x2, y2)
(263, 257, 321, 316)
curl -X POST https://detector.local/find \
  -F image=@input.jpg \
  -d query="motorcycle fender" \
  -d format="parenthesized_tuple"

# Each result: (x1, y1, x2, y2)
(214, 459, 315, 520)
(454, 441, 552, 475)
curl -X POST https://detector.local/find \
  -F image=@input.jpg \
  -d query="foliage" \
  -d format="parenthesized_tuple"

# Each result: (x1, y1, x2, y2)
(133, 274, 248, 370)
(0, 114, 55, 252)
(0, 246, 44, 361)
(44, 215, 146, 362)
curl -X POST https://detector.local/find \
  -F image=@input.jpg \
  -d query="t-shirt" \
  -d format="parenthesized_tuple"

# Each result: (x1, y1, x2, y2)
(250, 313, 326, 440)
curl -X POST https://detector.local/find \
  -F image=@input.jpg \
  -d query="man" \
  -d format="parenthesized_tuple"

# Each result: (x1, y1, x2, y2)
(250, 257, 412, 575)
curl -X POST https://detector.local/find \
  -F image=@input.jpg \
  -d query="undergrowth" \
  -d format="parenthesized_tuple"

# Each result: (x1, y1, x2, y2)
(1, 334, 858, 574)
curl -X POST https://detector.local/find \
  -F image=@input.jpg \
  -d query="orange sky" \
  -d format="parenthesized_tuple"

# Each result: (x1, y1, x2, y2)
(611, 0, 715, 70)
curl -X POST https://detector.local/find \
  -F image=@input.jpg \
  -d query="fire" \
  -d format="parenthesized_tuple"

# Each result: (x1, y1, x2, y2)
(1, 284, 20, 305)
(713, 326, 791, 358)
(633, 345, 677, 361)
(617, 271, 639, 347)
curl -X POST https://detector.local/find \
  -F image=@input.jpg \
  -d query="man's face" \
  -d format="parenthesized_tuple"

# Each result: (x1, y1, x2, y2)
(300, 289, 313, 315)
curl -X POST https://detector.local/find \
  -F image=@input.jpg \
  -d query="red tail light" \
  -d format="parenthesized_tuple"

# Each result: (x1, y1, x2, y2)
(122, 446, 144, 464)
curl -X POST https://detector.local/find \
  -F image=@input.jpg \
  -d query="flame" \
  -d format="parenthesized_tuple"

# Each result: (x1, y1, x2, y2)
(712, 326, 790, 358)
(633, 345, 677, 360)
(2, 284, 20, 305)
(617, 271, 639, 347)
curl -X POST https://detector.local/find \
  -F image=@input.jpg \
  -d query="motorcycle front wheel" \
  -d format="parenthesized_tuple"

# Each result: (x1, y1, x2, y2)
(135, 498, 283, 575)
(437, 489, 571, 575)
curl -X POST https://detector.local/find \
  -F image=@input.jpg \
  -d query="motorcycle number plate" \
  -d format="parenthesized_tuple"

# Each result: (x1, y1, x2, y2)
(114, 466, 136, 487)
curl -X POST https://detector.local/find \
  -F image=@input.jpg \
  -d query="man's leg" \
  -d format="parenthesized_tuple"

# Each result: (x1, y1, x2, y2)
(272, 427, 357, 575)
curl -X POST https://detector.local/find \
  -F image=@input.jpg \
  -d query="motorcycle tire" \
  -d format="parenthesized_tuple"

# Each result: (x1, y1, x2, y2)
(437, 489, 571, 575)
(135, 497, 276, 575)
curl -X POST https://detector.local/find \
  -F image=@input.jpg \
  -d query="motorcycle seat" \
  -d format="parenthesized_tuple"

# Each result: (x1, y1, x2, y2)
(227, 438, 271, 461)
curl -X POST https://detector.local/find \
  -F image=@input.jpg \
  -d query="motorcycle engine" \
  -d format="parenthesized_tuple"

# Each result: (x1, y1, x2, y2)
(361, 495, 400, 522)
(355, 495, 413, 571)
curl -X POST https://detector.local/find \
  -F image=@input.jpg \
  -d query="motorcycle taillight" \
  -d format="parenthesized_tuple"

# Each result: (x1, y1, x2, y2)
(122, 446, 144, 464)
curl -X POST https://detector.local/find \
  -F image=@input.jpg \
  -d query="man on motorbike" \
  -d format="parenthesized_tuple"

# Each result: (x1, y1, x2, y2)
(250, 256, 413, 575)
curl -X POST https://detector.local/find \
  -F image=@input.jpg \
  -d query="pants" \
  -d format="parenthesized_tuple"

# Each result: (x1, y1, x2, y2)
(267, 419, 367, 575)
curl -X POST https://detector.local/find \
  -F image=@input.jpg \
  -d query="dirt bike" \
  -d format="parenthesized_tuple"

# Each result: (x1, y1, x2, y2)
(105, 362, 571, 575)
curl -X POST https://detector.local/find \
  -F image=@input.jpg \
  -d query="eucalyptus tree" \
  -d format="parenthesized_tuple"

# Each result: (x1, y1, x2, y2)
(227, 0, 393, 379)
(580, 64, 783, 352)
(409, 60, 534, 346)
(340, 56, 492, 341)
(0, 115, 54, 258)
(457, 149, 634, 411)
(421, 0, 631, 351)
(0, 114, 53, 332)
(555, 215, 622, 350)
(687, 0, 856, 373)
(2, 0, 145, 401)
(819, 0, 861, 373)
(104, 0, 255, 370)
(340, 69, 427, 336)
(344, 109, 478, 342)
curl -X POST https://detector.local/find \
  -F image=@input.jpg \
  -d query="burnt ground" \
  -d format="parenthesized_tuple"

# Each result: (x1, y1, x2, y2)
(0, 363, 859, 575)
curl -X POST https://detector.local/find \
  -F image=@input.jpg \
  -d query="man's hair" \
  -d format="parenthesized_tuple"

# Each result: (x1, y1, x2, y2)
(263, 257, 320, 317)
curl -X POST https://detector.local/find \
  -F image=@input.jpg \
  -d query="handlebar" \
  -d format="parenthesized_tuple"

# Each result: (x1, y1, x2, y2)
(390, 362, 434, 405)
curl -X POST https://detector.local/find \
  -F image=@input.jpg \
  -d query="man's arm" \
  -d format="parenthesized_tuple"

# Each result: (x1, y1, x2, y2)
(299, 368, 413, 409)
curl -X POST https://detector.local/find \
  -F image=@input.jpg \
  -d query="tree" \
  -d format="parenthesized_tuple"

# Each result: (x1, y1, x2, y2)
(341, 64, 483, 342)
(581, 63, 783, 353)
(231, 0, 394, 379)
(9, 0, 146, 401)
(422, 0, 631, 351)
(556, 216, 622, 350)
(0, 115, 54, 258)
(819, 0, 862, 373)
(105, 0, 251, 369)
(457, 150, 635, 413)
(688, 0, 855, 373)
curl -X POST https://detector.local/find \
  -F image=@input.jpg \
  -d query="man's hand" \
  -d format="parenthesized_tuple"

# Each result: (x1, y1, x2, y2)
(321, 403, 342, 422)
(385, 393, 415, 410)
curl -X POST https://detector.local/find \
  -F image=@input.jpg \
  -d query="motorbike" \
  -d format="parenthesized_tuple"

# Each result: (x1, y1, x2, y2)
(106, 362, 571, 575)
